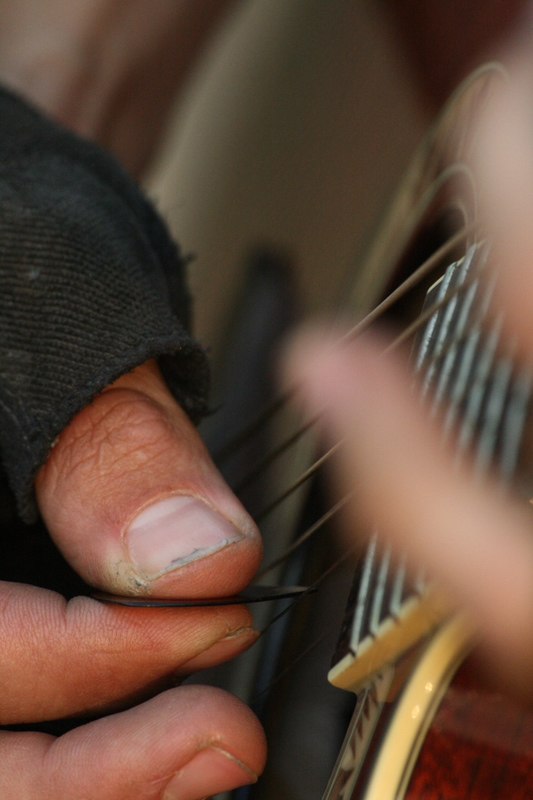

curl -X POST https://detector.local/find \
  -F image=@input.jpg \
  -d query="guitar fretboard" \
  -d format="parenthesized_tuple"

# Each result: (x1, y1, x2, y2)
(329, 243, 532, 693)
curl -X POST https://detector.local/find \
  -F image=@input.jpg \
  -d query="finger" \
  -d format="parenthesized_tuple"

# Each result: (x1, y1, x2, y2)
(35, 360, 262, 598)
(470, 56, 533, 359)
(284, 330, 533, 693)
(0, 685, 266, 800)
(0, 582, 256, 722)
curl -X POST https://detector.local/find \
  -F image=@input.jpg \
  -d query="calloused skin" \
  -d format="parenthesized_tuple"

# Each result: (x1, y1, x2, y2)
(0, 2, 268, 798)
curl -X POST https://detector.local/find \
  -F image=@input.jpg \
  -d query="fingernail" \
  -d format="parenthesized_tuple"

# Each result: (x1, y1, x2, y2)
(163, 747, 257, 800)
(126, 496, 245, 578)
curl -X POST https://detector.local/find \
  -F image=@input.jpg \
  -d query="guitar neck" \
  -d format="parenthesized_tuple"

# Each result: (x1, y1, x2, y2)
(329, 242, 533, 694)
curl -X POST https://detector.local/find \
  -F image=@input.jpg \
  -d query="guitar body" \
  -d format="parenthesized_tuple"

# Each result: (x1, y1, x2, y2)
(325, 619, 533, 799)
(406, 656, 533, 799)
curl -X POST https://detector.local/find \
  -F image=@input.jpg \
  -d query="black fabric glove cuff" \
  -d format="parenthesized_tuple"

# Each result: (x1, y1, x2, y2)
(0, 87, 209, 522)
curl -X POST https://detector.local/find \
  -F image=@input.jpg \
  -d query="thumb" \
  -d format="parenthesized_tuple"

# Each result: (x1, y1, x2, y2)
(35, 360, 262, 598)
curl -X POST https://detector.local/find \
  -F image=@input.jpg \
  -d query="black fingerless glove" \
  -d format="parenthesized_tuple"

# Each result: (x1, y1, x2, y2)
(0, 87, 209, 522)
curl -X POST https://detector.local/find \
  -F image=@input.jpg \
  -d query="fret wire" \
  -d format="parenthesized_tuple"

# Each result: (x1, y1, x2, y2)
(427, 264, 494, 417)
(456, 319, 502, 458)
(349, 534, 378, 653)
(422, 312, 485, 407)
(442, 327, 482, 435)
(382, 271, 481, 357)
(415, 254, 464, 374)
(420, 246, 480, 393)
(474, 355, 514, 476)
(347, 256, 468, 641)
(381, 254, 482, 626)
(499, 368, 532, 481)
(430, 280, 479, 409)
(257, 493, 353, 579)
(424, 303, 486, 418)
(381, 271, 528, 629)
(369, 546, 391, 637)
(440, 275, 496, 433)
(389, 555, 407, 619)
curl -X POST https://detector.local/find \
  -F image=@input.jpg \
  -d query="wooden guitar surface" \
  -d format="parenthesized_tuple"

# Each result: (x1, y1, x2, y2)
(406, 658, 533, 799)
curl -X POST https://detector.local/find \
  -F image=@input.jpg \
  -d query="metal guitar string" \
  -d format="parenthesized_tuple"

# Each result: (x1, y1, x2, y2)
(214, 225, 473, 472)
(250, 633, 331, 704)
(248, 243, 510, 701)
(248, 259, 479, 529)
(240, 250, 487, 702)
(228, 231, 478, 601)
(216, 68, 504, 604)
(257, 493, 353, 578)
(244, 63, 511, 799)
(251, 546, 361, 703)
(259, 545, 359, 637)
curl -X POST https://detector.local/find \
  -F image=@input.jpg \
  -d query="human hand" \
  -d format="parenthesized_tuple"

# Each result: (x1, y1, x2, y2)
(0, 359, 266, 797)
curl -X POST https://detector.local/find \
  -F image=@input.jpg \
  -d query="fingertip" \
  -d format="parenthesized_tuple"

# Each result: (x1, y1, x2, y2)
(35, 361, 263, 598)
(3, 686, 267, 799)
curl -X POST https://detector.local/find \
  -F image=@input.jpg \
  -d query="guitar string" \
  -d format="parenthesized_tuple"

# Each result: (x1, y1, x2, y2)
(255, 248, 518, 696)
(247, 269, 477, 702)
(258, 545, 359, 638)
(382, 271, 480, 355)
(255, 247, 492, 644)
(249, 546, 361, 704)
(372, 251, 489, 628)
(341, 256, 529, 647)
(257, 493, 353, 578)
(250, 270, 481, 527)
(240, 70, 511, 790)
(235, 262, 489, 723)
(233, 250, 485, 598)
(229, 227, 475, 500)
(214, 225, 473, 469)
(339, 224, 475, 341)
(250, 633, 330, 705)
(254, 440, 344, 523)
(214, 65, 499, 478)
(225, 67, 497, 589)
